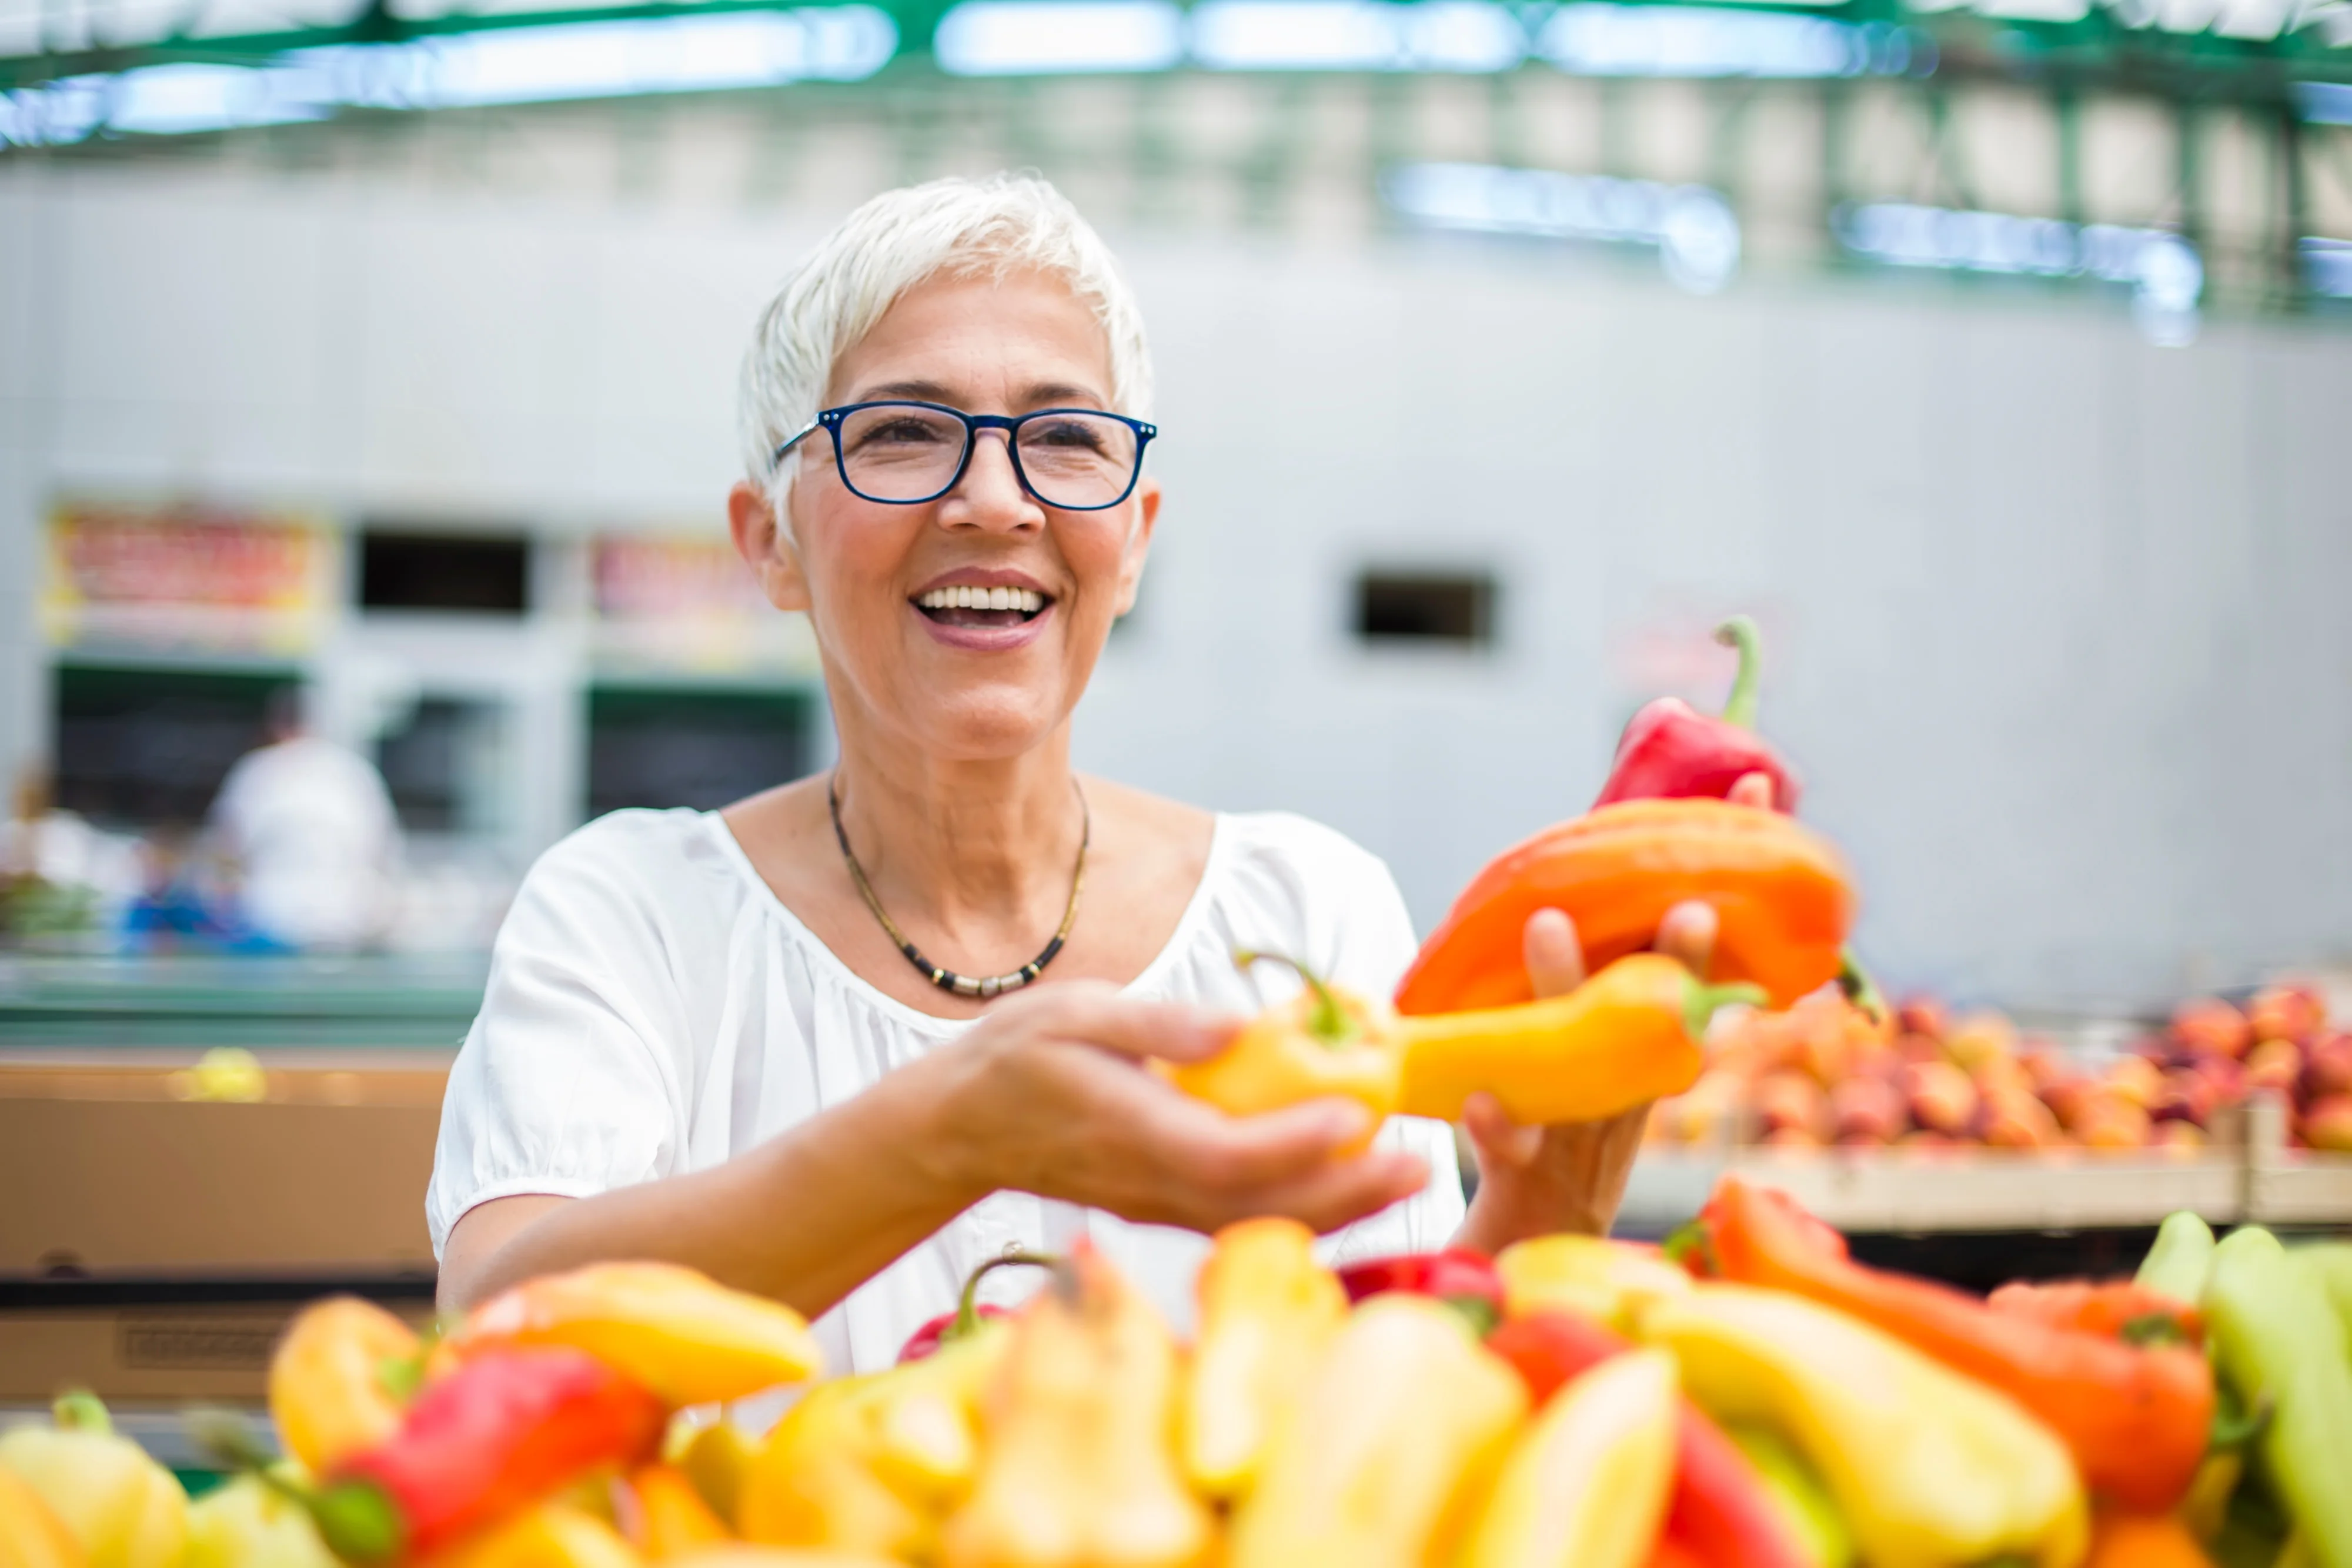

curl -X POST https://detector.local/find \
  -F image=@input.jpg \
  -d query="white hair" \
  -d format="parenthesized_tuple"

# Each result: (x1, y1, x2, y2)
(737, 172, 1154, 496)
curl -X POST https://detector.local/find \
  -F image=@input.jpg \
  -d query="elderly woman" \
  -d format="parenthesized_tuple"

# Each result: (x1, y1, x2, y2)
(429, 173, 1722, 1371)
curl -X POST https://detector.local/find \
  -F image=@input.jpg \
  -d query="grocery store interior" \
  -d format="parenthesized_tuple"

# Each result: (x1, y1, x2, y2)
(4, 0, 2352, 1535)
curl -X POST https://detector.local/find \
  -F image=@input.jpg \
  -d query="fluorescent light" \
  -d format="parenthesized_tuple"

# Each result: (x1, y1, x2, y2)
(0, 5, 896, 144)
(1384, 159, 1742, 293)
(1540, 4, 1890, 77)
(935, 1, 1182, 73)
(1188, 0, 1526, 71)
(2303, 238, 2352, 299)
(2298, 81, 2352, 125)
(1834, 201, 2202, 344)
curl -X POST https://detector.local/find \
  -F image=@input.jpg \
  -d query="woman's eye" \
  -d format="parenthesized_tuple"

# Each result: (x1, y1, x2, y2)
(858, 419, 953, 447)
(1025, 419, 1110, 453)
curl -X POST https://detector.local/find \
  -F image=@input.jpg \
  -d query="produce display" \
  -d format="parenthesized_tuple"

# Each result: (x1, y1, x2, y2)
(6, 1184, 2352, 1567)
(1651, 983, 2344, 1156)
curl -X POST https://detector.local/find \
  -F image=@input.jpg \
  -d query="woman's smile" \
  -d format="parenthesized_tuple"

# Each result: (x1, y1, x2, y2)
(908, 570, 1058, 650)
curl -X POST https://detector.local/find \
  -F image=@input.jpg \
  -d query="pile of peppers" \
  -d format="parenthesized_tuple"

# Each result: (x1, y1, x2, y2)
(5, 1179, 2352, 1568)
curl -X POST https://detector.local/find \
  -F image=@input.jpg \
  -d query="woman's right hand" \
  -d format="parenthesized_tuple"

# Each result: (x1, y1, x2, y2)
(920, 979, 1430, 1236)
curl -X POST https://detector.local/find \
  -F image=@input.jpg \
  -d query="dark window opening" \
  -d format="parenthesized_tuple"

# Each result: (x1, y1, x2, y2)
(1354, 571, 1495, 647)
(52, 665, 293, 829)
(359, 530, 531, 614)
(586, 687, 816, 818)
(376, 697, 506, 835)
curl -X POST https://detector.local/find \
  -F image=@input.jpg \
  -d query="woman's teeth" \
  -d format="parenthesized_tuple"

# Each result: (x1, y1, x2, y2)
(917, 586, 1046, 614)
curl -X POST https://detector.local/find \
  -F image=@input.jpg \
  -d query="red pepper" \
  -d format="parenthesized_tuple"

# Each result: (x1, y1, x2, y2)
(1485, 1310, 1814, 1568)
(301, 1345, 666, 1562)
(894, 1251, 1054, 1365)
(1987, 1279, 2203, 1347)
(1684, 1175, 2216, 1513)
(1593, 617, 1800, 814)
(1336, 1248, 1505, 1333)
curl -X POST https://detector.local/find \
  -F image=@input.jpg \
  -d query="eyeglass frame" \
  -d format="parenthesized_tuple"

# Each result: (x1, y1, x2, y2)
(770, 399, 1159, 512)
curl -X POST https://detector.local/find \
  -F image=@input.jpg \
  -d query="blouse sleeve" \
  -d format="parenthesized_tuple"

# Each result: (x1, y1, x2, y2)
(1302, 823, 1469, 1262)
(426, 817, 693, 1258)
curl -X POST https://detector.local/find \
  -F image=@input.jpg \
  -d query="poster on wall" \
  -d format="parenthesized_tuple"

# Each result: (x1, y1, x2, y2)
(590, 533, 817, 676)
(41, 502, 339, 654)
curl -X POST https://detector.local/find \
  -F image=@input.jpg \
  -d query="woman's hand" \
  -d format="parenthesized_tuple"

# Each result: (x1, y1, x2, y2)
(923, 980, 1431, 1236)
(1453, 770, 1771, 1252)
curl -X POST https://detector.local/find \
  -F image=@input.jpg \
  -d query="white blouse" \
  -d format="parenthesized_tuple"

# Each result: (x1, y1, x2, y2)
(428, 807, 1466, 1375)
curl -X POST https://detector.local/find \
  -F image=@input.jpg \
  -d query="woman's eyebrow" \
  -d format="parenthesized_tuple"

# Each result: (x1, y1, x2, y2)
(850, 379, 1111, 409)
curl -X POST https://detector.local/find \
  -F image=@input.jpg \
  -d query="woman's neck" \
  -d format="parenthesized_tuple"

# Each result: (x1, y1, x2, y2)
(827, 720, 1088, 947)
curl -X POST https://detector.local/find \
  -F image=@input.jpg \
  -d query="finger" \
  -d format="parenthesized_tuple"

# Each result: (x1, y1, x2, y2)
(1728, 770, 1775, 809)
(1097, 1065, 1379, 1193)
(1655, 900, 1719, 978)
(1522, 907, 1586, 999)
(1014, 982, 1242, 1064)
(1247, 1150, 1431, 1236)
(1461, 1091, 1544, 1170)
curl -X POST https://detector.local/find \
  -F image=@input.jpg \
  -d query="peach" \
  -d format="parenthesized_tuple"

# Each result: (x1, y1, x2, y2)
(2154, 1121, 2207, 1159)
(1895, 1031, 1945, 1066)
(2152, 1069, 2218, 1129)
(2077, 1101, 2154, 1150)
(2103, 1054, 2165, 1109)
(1904, 1060, 1980, 1136)
(2249, 984, 2327, 1047)
(1946, 1011, 2020, 1072)
(1981, 1090, 2060, 1150)
(2019, 1044, 2069, 1094)
(2302, 1094, 2352, 1154)
(1830, 1076, 1908, 1145)
(1896, 996, 1949, 1042)
(2040, 1076, 2097, 1131)
(1761, 1125, 1825, 1152)
(2171, 998, 2252, 1060)
(2245, 1038, 2303, 1095)
(1754, 1071, 1832, 1141)
(2305, 1037, 2352, 1099)
(1973, 1054, 2034, 1102)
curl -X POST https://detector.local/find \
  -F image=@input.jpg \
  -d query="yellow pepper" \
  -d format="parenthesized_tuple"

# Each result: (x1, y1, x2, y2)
(269, 1296, 423, 1475)
(868, 1320, 1008, 1508)
(669, 1552, 908, 1566)
(0, 1393, 186, 1568)
(1459, 1348, 1679, 1568)
(737, 1380, 934, 1562)
(183, 1473, 339, 1568)
(0, 1462, 82, 1568)
(1229, 1294, 1528, 1568)
(446, 1262, 824, 1406)
(1164, 953, 1399, 1149)
(624, 1466, 733, 1560)
(943, 1245, 1215, 1568)
(422, 1503, 643, 1568)
(669, 1425, 758, 1534)
(1181, 1216, 1349, 1502)
(1639, 1284, 2088, 1568)
(1398, 954, 1758, 1124)
(1495, 1235, 1692, 1334)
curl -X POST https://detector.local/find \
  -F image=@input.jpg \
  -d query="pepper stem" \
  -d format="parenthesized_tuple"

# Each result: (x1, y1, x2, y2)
(51, 1390, 112, 1435)
(954, 1251, 1057, 1343)
(1713, 616, 1763, 730)
(1234, 950, 1355, 1046)
(1836, 950, 1886, 1024)
(1681, 977, 1766, 1044)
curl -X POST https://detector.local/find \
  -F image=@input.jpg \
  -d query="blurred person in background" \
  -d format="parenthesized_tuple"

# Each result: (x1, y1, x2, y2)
(431, 173, 1726, 1370)
(205, 686, 401, 952)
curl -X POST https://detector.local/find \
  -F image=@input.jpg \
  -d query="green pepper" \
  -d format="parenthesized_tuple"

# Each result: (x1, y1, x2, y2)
(2203, 1226, 2352, 1568)
(1725, 1425, 1853, 1568)
(2291, 1242, 2352, 1360)
(2137, 1211, 2218, 1307)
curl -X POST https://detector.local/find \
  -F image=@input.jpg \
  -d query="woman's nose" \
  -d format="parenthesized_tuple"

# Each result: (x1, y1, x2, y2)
(943, 430, 1041, 529)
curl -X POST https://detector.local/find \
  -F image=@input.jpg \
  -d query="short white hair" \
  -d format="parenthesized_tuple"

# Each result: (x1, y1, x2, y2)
(737, 172, 1153, 493)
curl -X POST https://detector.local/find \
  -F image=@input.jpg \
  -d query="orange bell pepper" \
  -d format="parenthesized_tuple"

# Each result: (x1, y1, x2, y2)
(2084, 1509, 2213, 1568)
(422, 1503, 643, 1568)
(445, 1262, 823, 1407)
(1987, 1279, 2201, 1346)
(1180, 1217, 1349, 1501)
(1684, 1175, 2214, 1513)
(1164, 953, 1399, 1149)
(269, 1297, 423, 1475)
(622, 1467, 731, 1560)
(1395, 798, 1855, 1015)
(1398, 955, 1758, 1124)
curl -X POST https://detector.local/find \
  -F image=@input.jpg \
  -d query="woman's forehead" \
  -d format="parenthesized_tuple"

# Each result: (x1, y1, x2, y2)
(831, 268, 1115, 409)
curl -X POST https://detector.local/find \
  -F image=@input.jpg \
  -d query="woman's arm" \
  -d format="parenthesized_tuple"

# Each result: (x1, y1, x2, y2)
(438, 982, 1428, 1317)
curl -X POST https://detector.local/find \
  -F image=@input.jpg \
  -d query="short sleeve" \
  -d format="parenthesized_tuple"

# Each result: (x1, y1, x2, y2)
(426, 819, 694, 1257)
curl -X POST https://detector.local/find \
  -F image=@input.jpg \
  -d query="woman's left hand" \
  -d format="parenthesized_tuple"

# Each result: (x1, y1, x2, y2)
(1452, 769, 1768, 1252)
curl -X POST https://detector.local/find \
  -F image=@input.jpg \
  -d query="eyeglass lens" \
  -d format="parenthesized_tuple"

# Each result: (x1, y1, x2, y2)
(836, 404, 1140, 508)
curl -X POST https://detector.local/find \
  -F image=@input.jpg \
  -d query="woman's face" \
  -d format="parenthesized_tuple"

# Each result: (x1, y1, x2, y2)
(732, 269, 1158, 765)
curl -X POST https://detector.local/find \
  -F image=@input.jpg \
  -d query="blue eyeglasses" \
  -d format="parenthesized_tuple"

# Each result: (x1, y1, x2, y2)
(772, 400, 1158, 511)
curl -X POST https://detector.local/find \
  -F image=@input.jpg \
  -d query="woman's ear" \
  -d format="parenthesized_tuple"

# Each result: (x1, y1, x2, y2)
(1111, 476, 1161, 618)
(728, 479, 813, 613)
